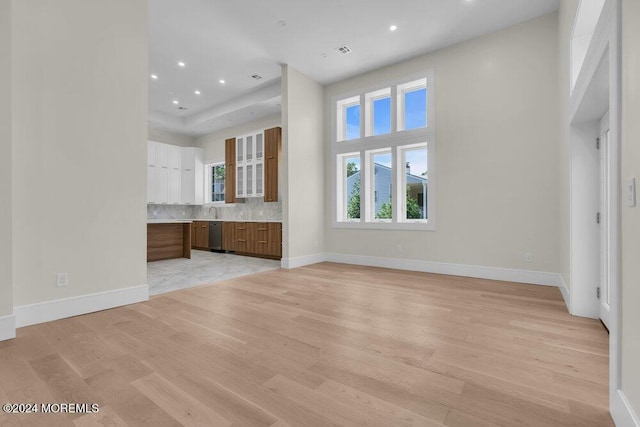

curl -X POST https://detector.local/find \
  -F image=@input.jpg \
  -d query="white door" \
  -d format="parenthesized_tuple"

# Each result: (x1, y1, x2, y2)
(599, 114, 611, 329)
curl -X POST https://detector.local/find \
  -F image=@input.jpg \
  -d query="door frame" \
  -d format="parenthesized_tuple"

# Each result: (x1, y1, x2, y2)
(568, 0, 622, 420)
(598, 111, 611, 328)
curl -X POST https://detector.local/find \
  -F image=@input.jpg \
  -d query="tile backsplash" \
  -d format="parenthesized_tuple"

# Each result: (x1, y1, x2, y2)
(148, 198, 282, 222)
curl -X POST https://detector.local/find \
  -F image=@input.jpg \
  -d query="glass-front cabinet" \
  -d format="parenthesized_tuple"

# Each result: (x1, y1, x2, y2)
(235, 131, 264, 198)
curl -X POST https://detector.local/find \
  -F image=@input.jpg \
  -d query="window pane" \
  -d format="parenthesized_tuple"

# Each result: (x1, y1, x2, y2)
(211, 165, 225, 202)
(246, 135, 253, 161)
(344, 156, 361, 219)
(373, 97, 391, 135)
(404, 147, 428, 220)
(237, 166, 244, 196)
(404, 88, 427, 130)
(256, 163, 263, 195)
(345, 104, 360, 140)
(372, 152, 392, 220)
(237, 137, 244, 162)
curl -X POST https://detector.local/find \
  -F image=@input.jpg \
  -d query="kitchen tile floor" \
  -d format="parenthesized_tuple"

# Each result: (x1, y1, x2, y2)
(147, 250, 281, 295)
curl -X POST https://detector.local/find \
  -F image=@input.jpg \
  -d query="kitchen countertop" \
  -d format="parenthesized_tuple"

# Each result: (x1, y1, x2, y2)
(147, 218, 282, 224)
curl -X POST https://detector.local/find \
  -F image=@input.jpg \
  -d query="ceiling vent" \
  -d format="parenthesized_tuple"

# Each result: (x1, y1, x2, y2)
(335, 44, 352, 55)
(251, 74, 263, 80)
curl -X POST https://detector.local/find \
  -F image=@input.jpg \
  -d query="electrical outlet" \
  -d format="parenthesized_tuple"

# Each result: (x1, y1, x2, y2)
(56, 273, 68, 287)
(627, 178, 636, 207)
(524, 252, 533, 263)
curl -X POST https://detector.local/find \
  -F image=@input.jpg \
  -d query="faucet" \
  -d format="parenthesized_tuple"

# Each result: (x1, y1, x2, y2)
(208, 206, 218, 219)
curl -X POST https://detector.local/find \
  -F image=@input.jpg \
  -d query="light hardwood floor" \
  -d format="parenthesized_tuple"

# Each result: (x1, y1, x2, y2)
(0, 263, 613, 426)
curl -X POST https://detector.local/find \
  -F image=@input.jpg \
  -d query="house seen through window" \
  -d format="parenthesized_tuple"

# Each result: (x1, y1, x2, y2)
(208, 163, 225, 203)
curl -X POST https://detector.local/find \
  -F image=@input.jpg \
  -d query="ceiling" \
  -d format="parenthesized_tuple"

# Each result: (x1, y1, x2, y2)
(148, 0, 560, 136)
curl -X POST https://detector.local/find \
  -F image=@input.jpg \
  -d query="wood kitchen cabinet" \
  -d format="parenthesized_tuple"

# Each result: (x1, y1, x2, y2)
(234, 222, 249, 254)
(192, 221, 210, 250)
(231, 221, 281, 259)
(264, 127, 281, 203)
(225, 138, 236, 204)
(147, 223, 191, 262)
(222, 222, 235, 251)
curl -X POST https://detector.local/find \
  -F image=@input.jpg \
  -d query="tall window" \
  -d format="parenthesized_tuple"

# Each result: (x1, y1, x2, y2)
(333, 71, 435, 230)
(207, 163, 225, 203)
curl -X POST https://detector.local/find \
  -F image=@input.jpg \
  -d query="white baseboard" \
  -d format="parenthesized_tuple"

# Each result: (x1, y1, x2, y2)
(281, 253, 327, 269)
(0, 314, 16, 341)
(15, 284, 149, 328)
(558, 275, 571, 313)
(324, 253, 562, 287)
(612, 389, 640, 427)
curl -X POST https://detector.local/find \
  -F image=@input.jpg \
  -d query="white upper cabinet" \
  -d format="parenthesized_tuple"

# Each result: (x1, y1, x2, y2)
(180, 147, 204, 205)
(235, 131, 264, 198)
(147, 141, 158, 203)
(168, 145, 181, 204)
(147, 141, 157, 166)
(147, 142, 204, 205)
(156, 142, 169, 168)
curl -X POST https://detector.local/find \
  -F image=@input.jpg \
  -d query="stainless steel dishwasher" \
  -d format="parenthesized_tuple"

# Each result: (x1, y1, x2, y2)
(208, 221, 223, 251)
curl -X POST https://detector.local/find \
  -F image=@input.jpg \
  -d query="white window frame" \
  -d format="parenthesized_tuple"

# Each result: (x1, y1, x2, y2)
(398, 143, 429, 222)
(332, 70, 436, 231)
(365, 88, 392, 137)
(204, 162, 226, 206)
(397, 78, 428, 131)
(337, 96, 361, 142)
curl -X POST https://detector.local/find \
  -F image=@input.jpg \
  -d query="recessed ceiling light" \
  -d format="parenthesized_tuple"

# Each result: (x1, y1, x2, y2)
(321, 53, 328, 58)
(150, 74, 158, 80)
(172, 100, 179, 104)
(178, 61, 185, 67)
(219, 79, 226, 84)
(277, 20, 286, 27)
(194, 90, 201, 95)
(390, 25, 398, 31)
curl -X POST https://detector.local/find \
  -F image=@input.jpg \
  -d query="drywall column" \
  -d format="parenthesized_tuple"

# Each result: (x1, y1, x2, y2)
(11, 0, 148, 326)
(0, 0, 15, 341)
(281, 65, 325, 267)
(620, 0, 640, 419)
(558, 0, 579, 307)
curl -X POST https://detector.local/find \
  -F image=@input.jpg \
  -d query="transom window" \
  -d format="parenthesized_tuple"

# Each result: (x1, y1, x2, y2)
(333, 71, 435, 230)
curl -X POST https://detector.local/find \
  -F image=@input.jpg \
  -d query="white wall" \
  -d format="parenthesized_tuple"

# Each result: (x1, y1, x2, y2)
(324, 13, 561, 276)
(11, 0, 148, 309)
(621, 0, 640, 416)
(571, 0, 606, 90)
(0, 0, 12, 322)
(282, 66, 325, 264)
(195, 114, 281, 163)
(148, 127, 196, 147)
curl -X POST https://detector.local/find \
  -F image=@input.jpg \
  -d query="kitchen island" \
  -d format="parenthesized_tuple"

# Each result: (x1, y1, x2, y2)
(147, 220, 192, 262)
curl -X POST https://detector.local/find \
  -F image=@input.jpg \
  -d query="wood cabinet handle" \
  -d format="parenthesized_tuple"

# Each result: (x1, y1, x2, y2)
(237, 239, 246, 242)
(258, 241, 267, 244)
